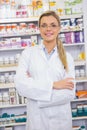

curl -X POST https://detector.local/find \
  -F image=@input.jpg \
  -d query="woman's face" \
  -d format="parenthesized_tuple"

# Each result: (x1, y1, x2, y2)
(39, 15, 61, 43)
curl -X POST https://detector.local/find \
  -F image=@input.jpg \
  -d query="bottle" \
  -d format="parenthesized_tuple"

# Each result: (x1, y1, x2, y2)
(21, 0, 28, 18)
(9, 88, 16, 104)
(0, 93, 2, 105)
(49, 0, 57, 11)
(2, 92, 9, 105)
(11, 0, 16, 18)
(4, 73, 9, 83)
(81, 126, 86, 130)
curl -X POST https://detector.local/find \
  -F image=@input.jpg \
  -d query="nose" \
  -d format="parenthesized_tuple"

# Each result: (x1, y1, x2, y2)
(46, 26, 51, 30)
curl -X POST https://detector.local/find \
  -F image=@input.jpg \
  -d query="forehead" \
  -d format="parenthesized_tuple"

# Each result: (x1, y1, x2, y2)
(40, 15, 58, 24)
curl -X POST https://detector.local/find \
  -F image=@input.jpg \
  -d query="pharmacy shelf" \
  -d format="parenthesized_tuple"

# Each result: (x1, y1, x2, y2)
(0, 17, 39, 23)
(0, 66, 17, 72)
(63, 42, 85, 47)
(0, 115, 26, 127)
(75, 77, 87, 83)
(0, 83, 15, 89)
(72, 116, 87, 120)
(60, 14, 82, 19)
(0, 122, 26, 127)
(61, 28, 83, 33)
(73, 126, 80, 130)
(0, 104, 26, 109)
(0, 14, 82, 24)
(0, 47, 25, 51)
(0, 32, 40, 38)
(0, 43, 85, 52)
(74, 60, 86, 66)
(71, 98, 87, 102)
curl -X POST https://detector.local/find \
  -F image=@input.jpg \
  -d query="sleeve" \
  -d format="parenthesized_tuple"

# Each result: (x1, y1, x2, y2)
(38, 53, 76, 108)
(14, 48, 53, 101)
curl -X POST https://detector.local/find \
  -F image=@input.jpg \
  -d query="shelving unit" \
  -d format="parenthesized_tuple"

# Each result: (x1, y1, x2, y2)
(0, 17, 40, 130)
(60, 1, 87, 129)
(0, 104, 26, 109)
(0, 122, 26, 128)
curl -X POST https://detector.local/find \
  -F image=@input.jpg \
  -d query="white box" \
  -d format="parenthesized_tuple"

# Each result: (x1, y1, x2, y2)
(5, 127, 13, 130)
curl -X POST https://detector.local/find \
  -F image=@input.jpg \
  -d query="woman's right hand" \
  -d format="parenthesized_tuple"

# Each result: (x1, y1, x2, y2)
(53, 78, 74, 90)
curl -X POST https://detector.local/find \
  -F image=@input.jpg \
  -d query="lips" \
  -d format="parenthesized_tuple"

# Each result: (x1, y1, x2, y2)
(45, 32, 53, 36)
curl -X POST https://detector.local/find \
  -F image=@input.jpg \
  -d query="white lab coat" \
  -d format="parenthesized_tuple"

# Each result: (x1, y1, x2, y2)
(15, 43, 75, 130)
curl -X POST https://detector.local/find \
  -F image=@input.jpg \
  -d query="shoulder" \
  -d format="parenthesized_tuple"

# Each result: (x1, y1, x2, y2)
(22, 45, 39, 55)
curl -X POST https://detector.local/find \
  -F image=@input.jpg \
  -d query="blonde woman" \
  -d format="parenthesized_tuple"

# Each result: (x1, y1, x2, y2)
(15, 11, 75, 130)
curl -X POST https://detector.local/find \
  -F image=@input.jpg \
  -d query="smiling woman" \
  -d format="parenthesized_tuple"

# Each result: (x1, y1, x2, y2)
(15, 10, 75, 130)
(39, 11, 68, 70)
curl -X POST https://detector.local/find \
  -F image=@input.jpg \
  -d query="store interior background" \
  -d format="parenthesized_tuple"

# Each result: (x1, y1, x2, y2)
(0, 0, 87, 130)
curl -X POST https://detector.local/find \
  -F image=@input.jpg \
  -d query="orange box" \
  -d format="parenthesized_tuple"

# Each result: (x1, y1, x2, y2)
(76, 90, 87, 98)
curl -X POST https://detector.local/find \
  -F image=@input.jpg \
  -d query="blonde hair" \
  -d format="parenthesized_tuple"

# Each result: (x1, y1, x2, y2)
(39, 10, 68, 71)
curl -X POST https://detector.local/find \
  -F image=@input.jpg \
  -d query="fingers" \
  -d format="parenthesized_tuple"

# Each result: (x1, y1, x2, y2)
(66, 81, 74, 90)
(66, 77, 74, 82)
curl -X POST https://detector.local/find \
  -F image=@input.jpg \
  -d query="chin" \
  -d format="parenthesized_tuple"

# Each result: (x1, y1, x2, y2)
(45, 38, 54, 42)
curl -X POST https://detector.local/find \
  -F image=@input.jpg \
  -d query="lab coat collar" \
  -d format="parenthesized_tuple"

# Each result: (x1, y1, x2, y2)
(39, 42, 57, 52)
(38, 43, 58, 62)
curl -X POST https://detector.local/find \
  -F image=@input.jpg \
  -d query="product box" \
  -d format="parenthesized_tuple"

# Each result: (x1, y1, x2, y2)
(5, 127, 13, 130)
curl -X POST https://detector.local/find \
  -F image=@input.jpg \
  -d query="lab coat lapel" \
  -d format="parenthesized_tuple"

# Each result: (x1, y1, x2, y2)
(38, 44, 48, 62)
(38, 43, 58, 62)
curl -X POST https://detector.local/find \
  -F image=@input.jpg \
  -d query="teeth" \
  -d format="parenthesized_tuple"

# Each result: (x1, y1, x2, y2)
(46, 33, 52, 36)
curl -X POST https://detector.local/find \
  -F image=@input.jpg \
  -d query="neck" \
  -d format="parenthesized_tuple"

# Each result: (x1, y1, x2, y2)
(43, 41, 56, 53)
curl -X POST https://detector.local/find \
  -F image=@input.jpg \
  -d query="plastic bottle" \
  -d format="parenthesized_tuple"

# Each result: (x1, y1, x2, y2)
(81, 126, 86, 130)
(11, 0, 16, 18)
(2, 92, 9, 105)
(0, 93, 2, 105)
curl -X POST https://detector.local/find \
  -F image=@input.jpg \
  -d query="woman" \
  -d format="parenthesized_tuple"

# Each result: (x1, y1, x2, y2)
(15, 11, 75, 130)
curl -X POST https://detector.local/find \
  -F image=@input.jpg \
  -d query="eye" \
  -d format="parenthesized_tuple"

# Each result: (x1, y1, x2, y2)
(51, 24, 58, 27)
(40, 24, 47, 28)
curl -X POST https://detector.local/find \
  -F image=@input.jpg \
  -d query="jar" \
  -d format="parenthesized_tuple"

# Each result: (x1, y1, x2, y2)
(3, 57, 10, 65)
(6, 24, 11, 34)
(6, 115, 11, 124)
(22, 10, 27, 18)
(81, 126, 86, 130)
(9, 74, 14, 83)
(10, 114, 15, 123)
(9, 88, 16, 104)
(0, 75, 5, 83)
(0, 57, 4, 66)
(72, 109, 77, 117)
(83, 105, 87, 116)
(28, 23, 36, 33)
(77, 104, 83, 116)
(0, 93, 2, 105)
(2, 92, 9, 105)
(9, 56, 15, 65)
(0, 24, 6, 35)
(27, 5, 33, 17)
(49, 1, 57, 11)
(14, 53, 20, 64)
(0, 116, 2, 125)
(75, 69, 80, 77)
(11, 24, 17, 33)
(19, 23, 27, 33)
(4, 73, 9, 83)
(79, 69, 85, 77)
(16, 9, 21, 18)
(21, 4, 28, 18)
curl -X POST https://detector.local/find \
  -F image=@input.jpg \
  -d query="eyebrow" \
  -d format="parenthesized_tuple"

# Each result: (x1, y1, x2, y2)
(41, 22, 58, 25)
